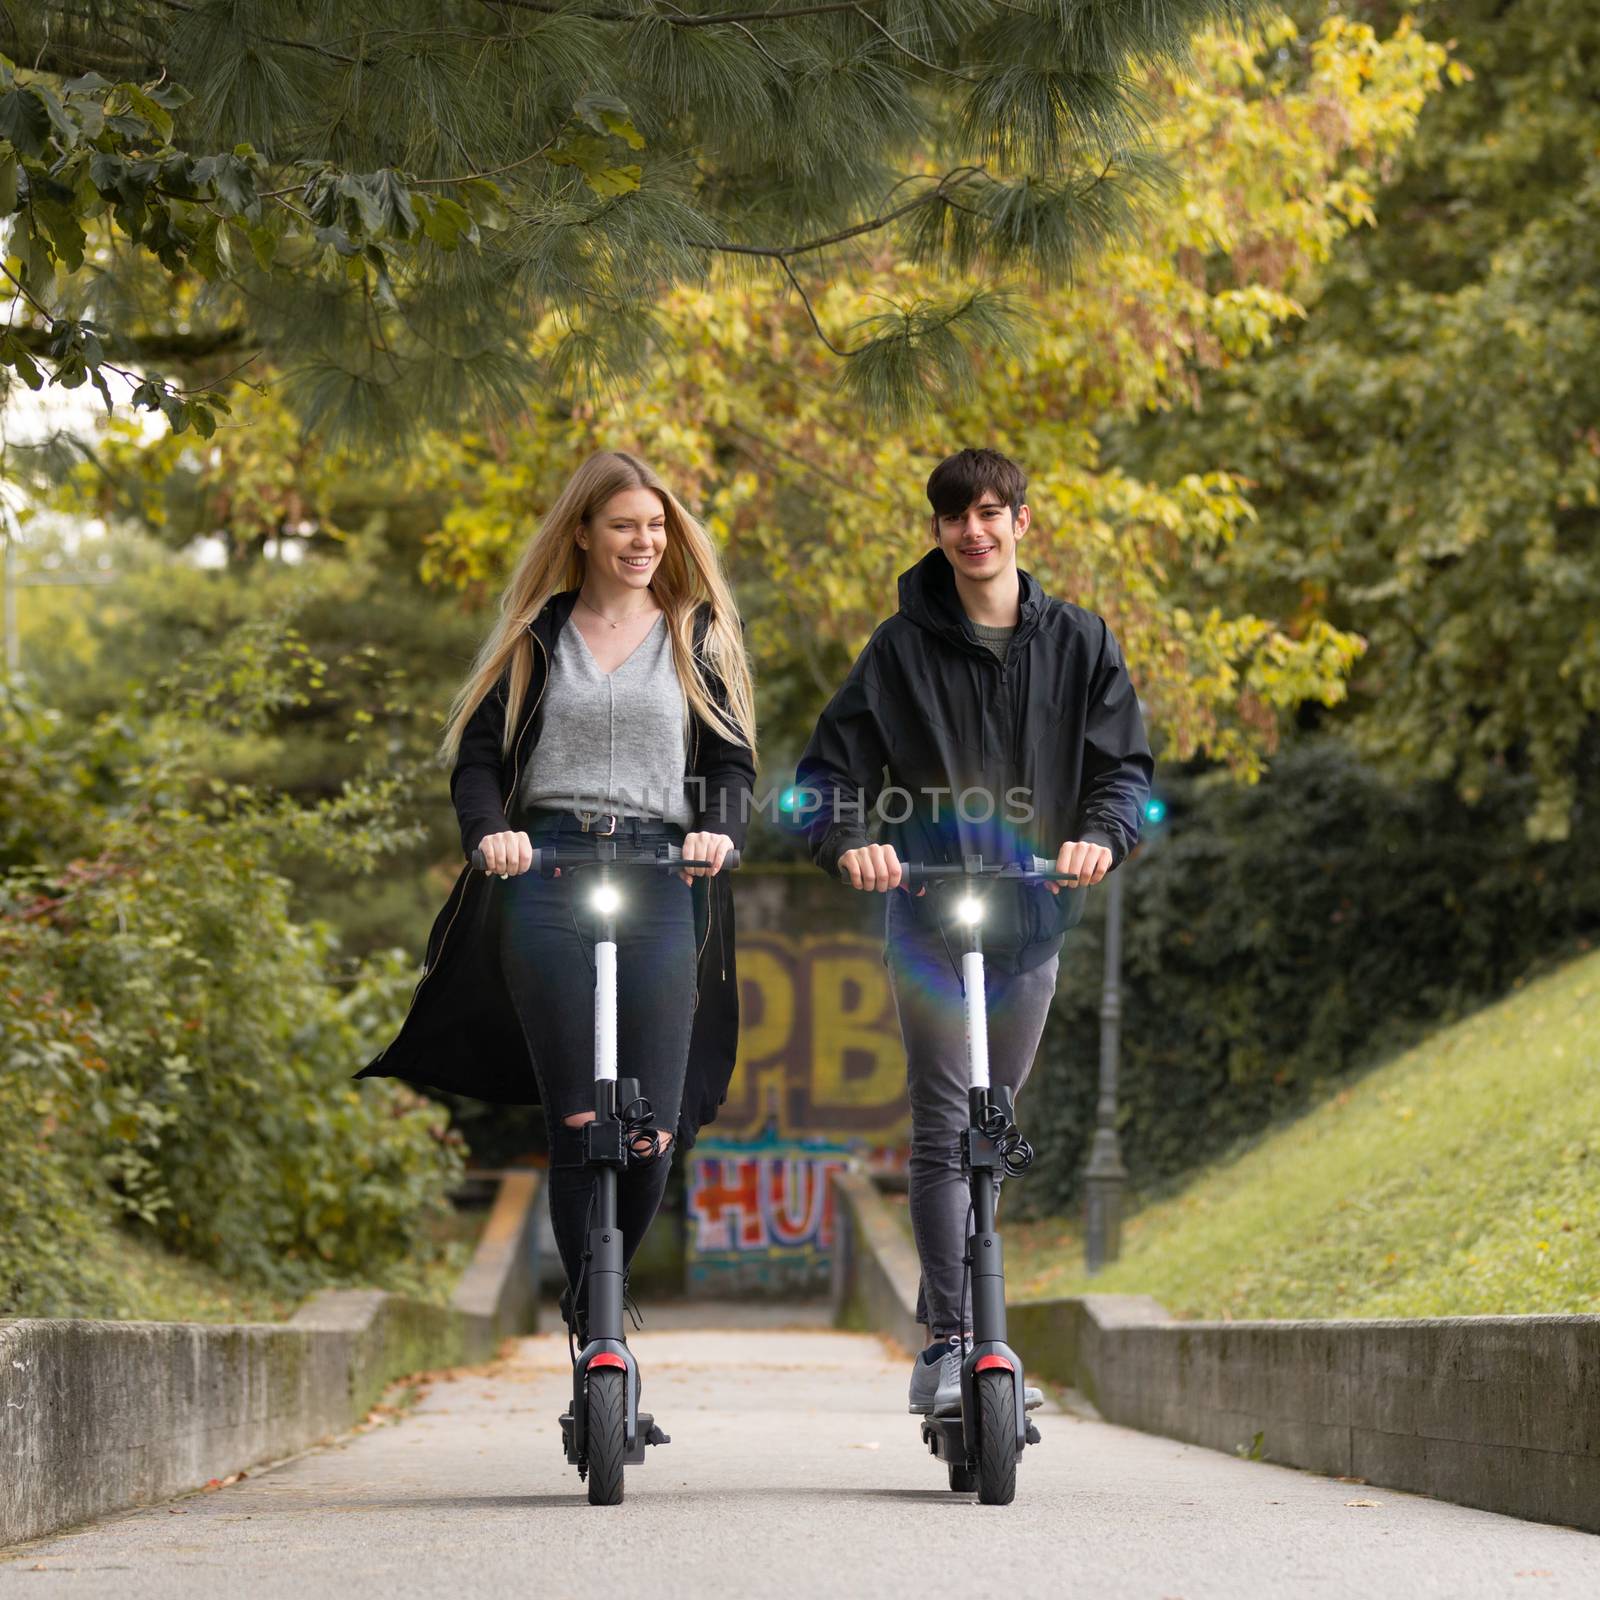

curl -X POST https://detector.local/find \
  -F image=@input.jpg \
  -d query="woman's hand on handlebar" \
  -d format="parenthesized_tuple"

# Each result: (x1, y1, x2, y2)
(1049, 839, 1112, 892)
(476, 829, 533, 878)
(678, 831, 734, 884)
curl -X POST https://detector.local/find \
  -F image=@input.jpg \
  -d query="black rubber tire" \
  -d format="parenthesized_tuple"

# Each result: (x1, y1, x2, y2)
(948, 1461, 979, 1493)
(585, 1367, 626, 1506)
(975, 1370, 1017, 1505)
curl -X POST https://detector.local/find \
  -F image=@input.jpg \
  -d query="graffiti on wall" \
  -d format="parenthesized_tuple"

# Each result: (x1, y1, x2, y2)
(717, 931, 910, 1141)
(685, 1133, 853, 1292)
(686, 930, 913, 1290)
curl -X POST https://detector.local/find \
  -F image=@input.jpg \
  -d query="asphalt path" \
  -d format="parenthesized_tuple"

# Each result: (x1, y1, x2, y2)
(5, 1304, 1597, 1599)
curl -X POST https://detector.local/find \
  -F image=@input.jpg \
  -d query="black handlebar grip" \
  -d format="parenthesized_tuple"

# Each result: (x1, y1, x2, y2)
(469, 846, 544, 874)
(837, 859, 919, 885)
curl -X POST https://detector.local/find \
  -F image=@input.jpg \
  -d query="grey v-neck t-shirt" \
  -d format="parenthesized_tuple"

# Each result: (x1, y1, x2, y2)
(519, 612, 695, 827)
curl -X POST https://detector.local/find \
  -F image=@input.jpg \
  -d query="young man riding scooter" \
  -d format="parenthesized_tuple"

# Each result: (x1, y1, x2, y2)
(797, 447, 1153, 1418)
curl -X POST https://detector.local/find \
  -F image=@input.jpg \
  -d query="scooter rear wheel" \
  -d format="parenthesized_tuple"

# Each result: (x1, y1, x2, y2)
(948, 1462, 979, 1493)
(975, 1370, 1017, 1505)
(585, 1367, 626, 1506)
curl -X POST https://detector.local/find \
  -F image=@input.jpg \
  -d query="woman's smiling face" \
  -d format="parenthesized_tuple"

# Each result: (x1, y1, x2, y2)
(581, 487, 667, 589)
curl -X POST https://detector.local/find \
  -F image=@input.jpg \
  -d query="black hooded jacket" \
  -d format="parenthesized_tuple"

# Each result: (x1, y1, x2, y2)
(796, 549, 1153, 972)
(355, 590, 755, 1148)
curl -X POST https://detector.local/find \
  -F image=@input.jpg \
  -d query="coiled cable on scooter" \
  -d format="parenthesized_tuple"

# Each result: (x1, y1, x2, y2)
(619, 1093, 667, 1164)
(979, 1102, 1035, 1178)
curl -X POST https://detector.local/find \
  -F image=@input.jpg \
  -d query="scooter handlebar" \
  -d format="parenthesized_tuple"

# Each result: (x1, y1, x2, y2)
(837, 854, 1081, 886)
(469, 844, 741, 876)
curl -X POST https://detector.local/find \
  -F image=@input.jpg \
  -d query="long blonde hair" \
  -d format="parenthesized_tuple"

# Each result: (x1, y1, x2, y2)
(438, 450, 757, 769)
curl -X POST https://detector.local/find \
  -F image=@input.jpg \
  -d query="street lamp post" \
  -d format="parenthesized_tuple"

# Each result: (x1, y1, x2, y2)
(1084, 860, 1128, 1274)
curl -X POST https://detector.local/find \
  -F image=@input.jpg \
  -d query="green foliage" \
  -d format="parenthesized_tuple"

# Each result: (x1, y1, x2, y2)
(401, 13, 1444, 772)
(0, 0, 1265, 437)
(0, 981, 126, 1315)
(1019, 737, 1600, 1217)
(1125, 0, 1600, 838)
(14, 502, 481, 958)
(0, 615, 464, 1317)
(1008, 943, 1600, 1318)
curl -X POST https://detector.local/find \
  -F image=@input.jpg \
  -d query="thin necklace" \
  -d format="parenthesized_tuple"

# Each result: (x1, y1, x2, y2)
(577, 589, 657, 630)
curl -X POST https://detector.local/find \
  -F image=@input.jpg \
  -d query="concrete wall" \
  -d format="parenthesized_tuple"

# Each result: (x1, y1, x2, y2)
(833, 1170, 1600, 1534)
(0, 1171, 541, 1549)
(830, 1170, 923, 1355)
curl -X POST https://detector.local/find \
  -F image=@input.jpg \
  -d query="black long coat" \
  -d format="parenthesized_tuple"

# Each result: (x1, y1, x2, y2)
(356, 589, 755, 1149)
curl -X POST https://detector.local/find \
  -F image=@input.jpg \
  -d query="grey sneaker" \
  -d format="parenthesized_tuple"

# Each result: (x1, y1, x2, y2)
(908, 1335, 964, 1415)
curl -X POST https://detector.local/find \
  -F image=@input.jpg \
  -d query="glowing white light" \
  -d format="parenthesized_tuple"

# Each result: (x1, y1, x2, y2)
(957, 895, 984, 926)
(592, 885, 621, 914)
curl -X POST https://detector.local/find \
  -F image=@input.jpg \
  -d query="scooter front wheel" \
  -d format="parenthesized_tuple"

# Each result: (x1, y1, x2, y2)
(585, 1367, 627, 1506)
(975, 1370, 1017, 1505)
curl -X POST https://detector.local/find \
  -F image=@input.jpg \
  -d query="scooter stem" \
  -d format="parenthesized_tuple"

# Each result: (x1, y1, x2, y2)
(589, 866, 622, 1331)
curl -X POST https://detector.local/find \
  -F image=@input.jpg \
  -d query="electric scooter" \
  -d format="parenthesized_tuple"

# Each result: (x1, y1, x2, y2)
(472, 836, 740, 1505)
(848, 852, 1088, 1505)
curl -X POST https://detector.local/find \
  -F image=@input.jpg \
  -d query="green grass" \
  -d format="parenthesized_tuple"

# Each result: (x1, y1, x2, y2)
(64, 1206, 483, 1325)
(998, 945, 1600, 1320)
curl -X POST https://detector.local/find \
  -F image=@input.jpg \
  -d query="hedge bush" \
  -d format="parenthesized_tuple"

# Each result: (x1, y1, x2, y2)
(1020, 737, 1600, 1216)
(0, 613, 463, 1316)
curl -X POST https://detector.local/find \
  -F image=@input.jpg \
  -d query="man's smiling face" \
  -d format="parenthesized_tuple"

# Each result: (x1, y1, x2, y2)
(932, 489, 1029, 582)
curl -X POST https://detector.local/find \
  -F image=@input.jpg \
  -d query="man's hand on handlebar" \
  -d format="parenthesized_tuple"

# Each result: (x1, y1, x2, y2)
(476, 829, 533, 878)
(678, 831, 734, 884)
(1050, 840, 1112, 892)
(838, 843, 925, 894)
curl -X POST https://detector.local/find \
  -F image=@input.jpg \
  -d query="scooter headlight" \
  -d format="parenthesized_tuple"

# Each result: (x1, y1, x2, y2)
(591, 884, 621, 914)
(956, 894, 984, 926)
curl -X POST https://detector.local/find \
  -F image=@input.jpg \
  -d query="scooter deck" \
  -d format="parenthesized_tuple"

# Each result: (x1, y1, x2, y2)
(560, 1410, 670, 1467)
(921, 1413, 966, 1465)
(920, 1410, 1042, 1464)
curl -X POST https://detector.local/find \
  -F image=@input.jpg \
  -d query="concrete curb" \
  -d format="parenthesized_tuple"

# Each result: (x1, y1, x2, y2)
(829, 1170, 923, 1356)
(0, 1170, 541, 1549)
(831, 1170, 1600, 1533)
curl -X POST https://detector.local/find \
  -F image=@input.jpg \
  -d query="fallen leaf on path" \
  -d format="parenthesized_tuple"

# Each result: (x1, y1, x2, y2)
(1345, 1499, 1381, 1508)
(167, 1507, 187, 1515)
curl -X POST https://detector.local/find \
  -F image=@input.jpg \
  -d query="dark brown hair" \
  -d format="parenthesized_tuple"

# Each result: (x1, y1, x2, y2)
(926, 447, 1027, 521)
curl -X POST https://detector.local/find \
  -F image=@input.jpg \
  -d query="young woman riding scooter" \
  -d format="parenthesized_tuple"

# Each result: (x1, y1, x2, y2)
(358, 451, 757, 1484)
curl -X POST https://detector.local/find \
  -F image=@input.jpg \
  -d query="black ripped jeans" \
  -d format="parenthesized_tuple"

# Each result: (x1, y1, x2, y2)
(497, 818, 697, 1310)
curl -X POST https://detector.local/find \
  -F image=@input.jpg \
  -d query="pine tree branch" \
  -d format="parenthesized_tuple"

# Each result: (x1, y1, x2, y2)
(5, 324, 256, 362)
(651, 0, 788, 70)
(776, 258, 847, 356)
(147, 0, 362, 65)
(850, 6, 973, 82)
(711, 166, 987, 260)
(485, 0, 881, 27)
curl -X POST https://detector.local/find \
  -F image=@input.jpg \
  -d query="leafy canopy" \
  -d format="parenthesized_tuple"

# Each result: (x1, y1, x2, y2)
(1, 0, 1254, 441)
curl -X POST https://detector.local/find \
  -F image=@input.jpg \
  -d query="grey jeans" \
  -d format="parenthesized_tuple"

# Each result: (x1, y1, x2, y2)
(884, 890, 1059, 1340)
